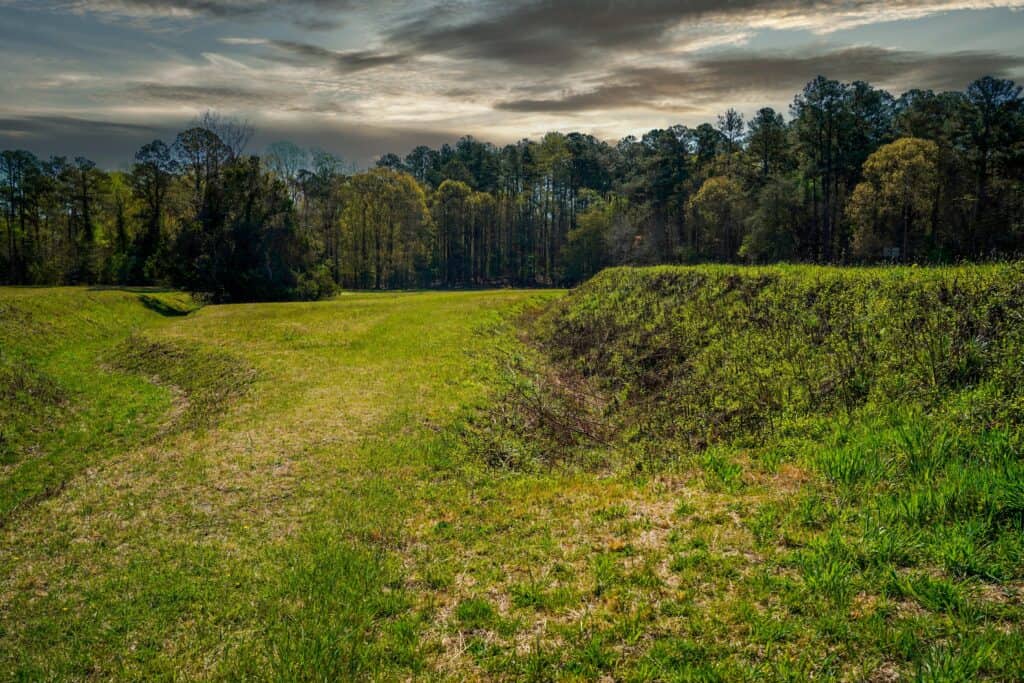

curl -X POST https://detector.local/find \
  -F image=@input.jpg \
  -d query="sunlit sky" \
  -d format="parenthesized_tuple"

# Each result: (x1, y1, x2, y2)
(1, 1, 1023, 167)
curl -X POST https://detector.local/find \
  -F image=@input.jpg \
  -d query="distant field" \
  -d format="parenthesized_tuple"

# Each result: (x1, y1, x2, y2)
(1, 269, 1022, 680)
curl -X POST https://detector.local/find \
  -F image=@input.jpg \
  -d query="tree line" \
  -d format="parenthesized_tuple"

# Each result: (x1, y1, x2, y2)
(2, 76, 1022, 300)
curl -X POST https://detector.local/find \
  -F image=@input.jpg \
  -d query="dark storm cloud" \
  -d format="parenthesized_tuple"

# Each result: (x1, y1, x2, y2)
(0, 115, 169, 166)
(264, 40, 409, 73)
(390, 1, 1022, 69)
(494, 47, 1024, 112)
(0, 113, 459, 168)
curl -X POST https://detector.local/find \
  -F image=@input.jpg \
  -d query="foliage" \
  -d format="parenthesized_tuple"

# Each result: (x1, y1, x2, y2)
(848, 138, 941, 260)
(338, 168, 432, 289)
(687, 176, 747, 260)
(172, 155, 313, 302)
(4, 76, 1024, 298)
(740, 174, 803, 261)
(560, 191, 621, 282)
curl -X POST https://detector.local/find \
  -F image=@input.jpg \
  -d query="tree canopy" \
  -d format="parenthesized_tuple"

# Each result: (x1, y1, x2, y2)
(2, 75, 1023, 299)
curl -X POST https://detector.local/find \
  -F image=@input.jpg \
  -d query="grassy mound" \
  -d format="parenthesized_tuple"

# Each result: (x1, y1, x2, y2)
(0, 288, 246, 521)
(538, 264, 1024, 449)
(109, 336, 256, 431)
(0, 358, 65, 466)
(527, 265, 1024, 561)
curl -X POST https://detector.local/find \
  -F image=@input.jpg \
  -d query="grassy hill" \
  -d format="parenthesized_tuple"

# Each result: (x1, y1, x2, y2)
(525, 264, 1024, 459)
(1, 270, 1022, 680)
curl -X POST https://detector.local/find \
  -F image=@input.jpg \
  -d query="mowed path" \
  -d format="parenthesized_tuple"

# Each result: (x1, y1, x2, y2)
(2, 290, 560, 678)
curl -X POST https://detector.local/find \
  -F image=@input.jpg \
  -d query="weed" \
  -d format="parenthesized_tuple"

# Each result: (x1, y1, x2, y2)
(455, 598, 496, 631)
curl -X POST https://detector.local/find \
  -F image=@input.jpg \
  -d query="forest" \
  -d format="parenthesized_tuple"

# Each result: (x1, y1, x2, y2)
(2, 75, 1022, 300)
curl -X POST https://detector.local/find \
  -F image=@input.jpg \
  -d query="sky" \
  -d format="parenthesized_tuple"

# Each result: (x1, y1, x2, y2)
(1, 0, 1023, 168)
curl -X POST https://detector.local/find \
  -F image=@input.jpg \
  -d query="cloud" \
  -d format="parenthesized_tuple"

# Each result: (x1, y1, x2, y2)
(3, 0, 1024, 165)
(45, 0, 1024, 35)
(291, 16, 345, 32)
(390, 0, 1024, 69)
(220, 37, 409, 73)
(60, 0, 272, 19)
(127, 82, 295, 109)
(264, 40, 409, 73)
(37, 0, 357, 29)
(494, 47, 1024, 113)
(60, 0, 354, 17)
(0, 114, 158, 136)
(0, 114, 168, 165)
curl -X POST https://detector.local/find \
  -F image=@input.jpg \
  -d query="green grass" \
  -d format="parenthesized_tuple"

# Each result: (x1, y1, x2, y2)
(1, 267, 1023, 680)
(0, 288, 199, 519)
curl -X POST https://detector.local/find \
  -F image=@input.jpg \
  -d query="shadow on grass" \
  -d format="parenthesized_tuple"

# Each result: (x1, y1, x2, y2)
(137, 294, 192, 317)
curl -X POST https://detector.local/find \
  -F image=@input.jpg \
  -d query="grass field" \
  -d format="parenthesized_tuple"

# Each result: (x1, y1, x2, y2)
(1, 271, 1022, 680)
